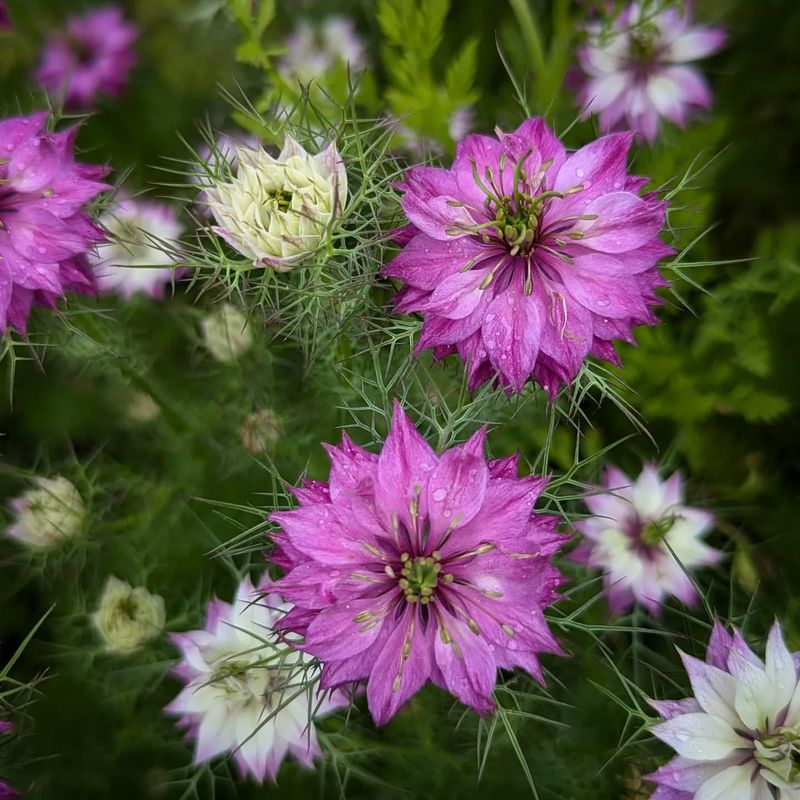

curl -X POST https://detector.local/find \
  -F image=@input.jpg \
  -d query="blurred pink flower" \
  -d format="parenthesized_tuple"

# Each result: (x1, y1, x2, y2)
(576, 1, 726, 141)
(0, 1, 12, 32)
(573, 464, 721, 615)
(91, 198, 186, 299)
(0, 112, 109, 334)
(35, 5, 138, 108)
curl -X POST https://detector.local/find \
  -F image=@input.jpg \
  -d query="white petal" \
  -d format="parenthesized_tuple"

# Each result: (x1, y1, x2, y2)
(765, 622, 798, 717)
(681, 652, 742, 728)
(632, 465, 666, 517)
(729, 651, 781, 731)
(696, 764, 759, 800)
(652, 712, 750, 761)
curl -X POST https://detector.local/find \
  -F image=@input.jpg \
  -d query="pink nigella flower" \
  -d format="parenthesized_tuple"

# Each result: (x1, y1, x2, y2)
(573, 464, 721, 615)
(576, 2, 726, 142)
(383, 117, 670, 397)
(35, 5, 138, 108)
(648, 620, 800, 799)
(0, 2, 11, 32)
(0, 112, 109, 335)
(90, 198, 186, 299)
(166, 576, 345, 783)
(0, 720, 18, 799)
(269, 402, 565, 726)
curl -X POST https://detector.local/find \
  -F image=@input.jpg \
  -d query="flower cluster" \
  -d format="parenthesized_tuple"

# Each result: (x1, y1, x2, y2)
(36, 5, 138, 108)
(90, 198, 185, 299)
(0, 112, 109, 334)
(205, 137, 347, 270)
(573, 464, 721, 615)
(384, 117, 670, 397)
(270, 402, 565, 725)
(649, 620, 800, 800)
(576, 2, 726, 141)
(166, 576, 345, 783)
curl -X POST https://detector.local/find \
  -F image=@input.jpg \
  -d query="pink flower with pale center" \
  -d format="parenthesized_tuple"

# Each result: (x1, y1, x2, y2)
(576, 1, 726, 142)
(383, 117, 671, 398)
(90, 198, 186, 299)
(573, 464, 721, 615)
(269, 402, 565, 726)
(648, 620, 800, 799)
(0, 112, 109, 334)
(166, 576, 346, 783)
(35, 5, 138, 108)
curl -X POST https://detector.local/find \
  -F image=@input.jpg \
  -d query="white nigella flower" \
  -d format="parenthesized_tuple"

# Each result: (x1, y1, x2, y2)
(6, 476, 85, 549)
(240, 409, 280, 454)
(91, 198, 186, 299)
(649, 620, 800, 800)
(573, 464, 721, 615)
(165, 576, 345, 782)
(92, 576, 166, 655)
(200, 303, 254, 363)
(205, 136, 347, 270)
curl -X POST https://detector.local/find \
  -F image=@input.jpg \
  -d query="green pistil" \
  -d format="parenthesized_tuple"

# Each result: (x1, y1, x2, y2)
(466, 155, 580, 259)
(640, 515, 677, 547)
(629, 24, 659, 63)
(398, 552, 443, 604)
(269, 188, 293, 211)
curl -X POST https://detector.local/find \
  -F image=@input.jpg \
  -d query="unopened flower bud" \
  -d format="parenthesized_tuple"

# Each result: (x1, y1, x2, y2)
(6, 476, 85, 549)
(92, 576, 165, 655)
(240, 409, 281, 454)
(200, 303, 253, 363)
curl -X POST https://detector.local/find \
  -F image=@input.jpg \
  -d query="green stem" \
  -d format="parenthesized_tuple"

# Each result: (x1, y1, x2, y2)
(508, 0, 548, 84)
(78, 313, 190, 433)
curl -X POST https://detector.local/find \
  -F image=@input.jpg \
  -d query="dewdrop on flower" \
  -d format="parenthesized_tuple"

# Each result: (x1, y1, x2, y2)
(204, 136, 347, 270)
(240, 409, 280, 454)
(92, 576, 165, 655)
(6, 476, 85, 549)
(200, 303, 253, 363)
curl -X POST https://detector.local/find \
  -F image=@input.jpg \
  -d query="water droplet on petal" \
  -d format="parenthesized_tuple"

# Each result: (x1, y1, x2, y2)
(575, 169, 585, 178)
(432, 488, 447, 502)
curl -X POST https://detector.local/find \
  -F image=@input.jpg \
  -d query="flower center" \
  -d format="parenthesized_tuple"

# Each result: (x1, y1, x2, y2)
(639, 515, 677, 547)
(268, 188, 293, 212)
(445, 149, 589, 295)
(398, 552, 442, 604)
(212, 659, 273, 703)
(628, 23, 660, 67)
(755, 728, 800, 788)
